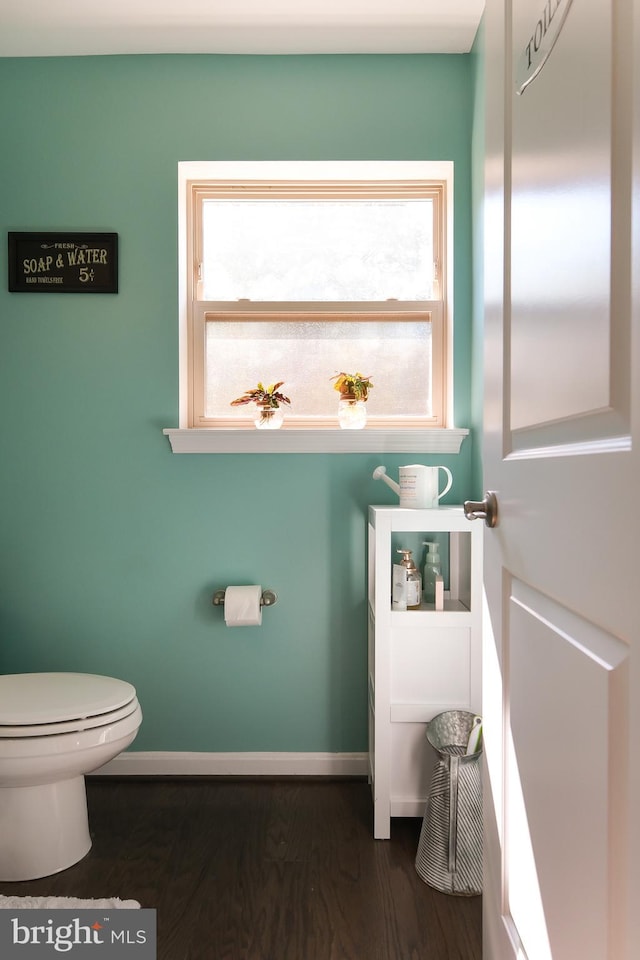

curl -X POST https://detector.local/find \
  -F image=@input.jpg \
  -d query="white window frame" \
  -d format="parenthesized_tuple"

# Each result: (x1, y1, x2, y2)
(168, 161, 466, 454)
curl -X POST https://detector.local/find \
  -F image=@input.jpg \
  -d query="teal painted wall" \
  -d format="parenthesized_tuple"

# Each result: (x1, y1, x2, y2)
(0, 54, 474, 752)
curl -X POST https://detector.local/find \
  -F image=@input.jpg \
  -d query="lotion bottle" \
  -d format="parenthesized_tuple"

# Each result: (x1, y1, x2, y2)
(396, 549, 422, 610)
(422, 541, 442, 604)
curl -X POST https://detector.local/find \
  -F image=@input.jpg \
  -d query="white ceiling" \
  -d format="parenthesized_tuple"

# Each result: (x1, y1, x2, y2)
(0, 0, 484, 57)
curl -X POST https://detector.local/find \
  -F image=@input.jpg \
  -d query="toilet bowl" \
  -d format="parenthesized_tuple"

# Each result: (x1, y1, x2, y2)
(0, 672, 142, 881)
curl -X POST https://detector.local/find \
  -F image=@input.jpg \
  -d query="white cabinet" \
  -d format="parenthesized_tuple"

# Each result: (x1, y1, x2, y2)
(367, 505, 482, 839)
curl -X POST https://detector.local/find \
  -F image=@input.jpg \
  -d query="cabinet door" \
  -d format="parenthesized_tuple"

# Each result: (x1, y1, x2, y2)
(391, 625, 471, 704)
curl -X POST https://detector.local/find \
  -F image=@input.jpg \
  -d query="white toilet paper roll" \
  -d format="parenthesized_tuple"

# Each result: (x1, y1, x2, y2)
(224, 585, 263, 627)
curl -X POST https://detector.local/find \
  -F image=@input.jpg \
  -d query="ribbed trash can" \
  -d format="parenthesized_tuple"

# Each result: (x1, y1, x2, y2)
(415, 710, 483, 896)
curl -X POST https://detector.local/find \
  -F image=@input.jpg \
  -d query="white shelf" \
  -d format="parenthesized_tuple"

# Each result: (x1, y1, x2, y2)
(369, 599, 472, 623)
(163, 427, 469, 454)
(367, 505, 483, 839)
(391, 602, 472, 627)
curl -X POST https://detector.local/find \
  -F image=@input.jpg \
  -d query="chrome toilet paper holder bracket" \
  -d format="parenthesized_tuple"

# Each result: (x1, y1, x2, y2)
(212, 589, 278, 608)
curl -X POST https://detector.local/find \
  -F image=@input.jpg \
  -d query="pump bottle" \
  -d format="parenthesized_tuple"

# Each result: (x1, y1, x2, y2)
(422, 541, 442, 604)
(396, 549, 422, 610)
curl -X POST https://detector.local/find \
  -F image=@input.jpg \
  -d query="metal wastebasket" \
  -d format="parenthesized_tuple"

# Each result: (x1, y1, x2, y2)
(415, 710, 482, 896)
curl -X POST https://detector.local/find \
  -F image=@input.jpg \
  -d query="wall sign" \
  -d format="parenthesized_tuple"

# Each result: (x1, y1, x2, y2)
(516, 0, 574, 95)
(8, 232, 118, 293)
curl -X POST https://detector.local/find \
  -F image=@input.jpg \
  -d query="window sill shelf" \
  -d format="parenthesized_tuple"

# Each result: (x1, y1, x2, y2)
(162, 427, 469, 455)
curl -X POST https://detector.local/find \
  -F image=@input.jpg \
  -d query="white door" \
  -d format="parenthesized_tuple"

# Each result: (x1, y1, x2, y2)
(481, 0, 640, 957)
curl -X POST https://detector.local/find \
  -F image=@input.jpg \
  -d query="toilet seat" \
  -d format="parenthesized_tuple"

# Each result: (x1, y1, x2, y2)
(0, 673, 139, 738)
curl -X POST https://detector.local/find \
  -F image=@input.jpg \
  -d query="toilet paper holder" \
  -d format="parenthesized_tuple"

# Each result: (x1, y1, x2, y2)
(212, 589, 278, 608)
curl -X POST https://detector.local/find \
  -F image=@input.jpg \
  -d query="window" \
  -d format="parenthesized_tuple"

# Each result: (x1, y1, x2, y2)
(182, 162, 452, 431)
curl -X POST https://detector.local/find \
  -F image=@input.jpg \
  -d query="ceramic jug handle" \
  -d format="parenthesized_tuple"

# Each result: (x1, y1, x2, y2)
(437, 466, 453, 501)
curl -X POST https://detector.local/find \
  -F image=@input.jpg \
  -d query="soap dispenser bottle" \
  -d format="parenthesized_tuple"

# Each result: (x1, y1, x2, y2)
(396, 549, 422, 610)
(422, 541, 442, 604)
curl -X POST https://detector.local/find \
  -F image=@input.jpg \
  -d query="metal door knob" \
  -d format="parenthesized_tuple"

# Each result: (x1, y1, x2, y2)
(463, 491, 498, 528)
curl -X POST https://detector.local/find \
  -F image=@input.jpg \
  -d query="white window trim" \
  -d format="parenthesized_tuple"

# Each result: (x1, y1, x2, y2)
(167, 160, 463, 454)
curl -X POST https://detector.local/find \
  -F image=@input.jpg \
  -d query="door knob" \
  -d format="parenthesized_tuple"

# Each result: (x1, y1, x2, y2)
(463, 491, 498, 528)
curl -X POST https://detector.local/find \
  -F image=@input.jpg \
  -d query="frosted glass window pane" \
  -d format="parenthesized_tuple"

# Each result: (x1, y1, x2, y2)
(201, 200, 434, 301)
(205, 320, 432, 419)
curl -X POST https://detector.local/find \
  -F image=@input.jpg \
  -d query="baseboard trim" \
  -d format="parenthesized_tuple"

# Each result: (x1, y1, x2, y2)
(94, 751, 369, 778)
(390, 797, 427, 818)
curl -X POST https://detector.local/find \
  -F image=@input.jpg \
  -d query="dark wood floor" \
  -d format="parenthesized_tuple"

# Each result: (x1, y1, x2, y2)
(0, 778, 481, 960)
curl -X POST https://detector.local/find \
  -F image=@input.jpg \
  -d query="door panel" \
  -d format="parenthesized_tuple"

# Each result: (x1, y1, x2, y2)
(482, 0, 639, 957)
(510, 0, 612, 434)
(508, 579, 627, 959)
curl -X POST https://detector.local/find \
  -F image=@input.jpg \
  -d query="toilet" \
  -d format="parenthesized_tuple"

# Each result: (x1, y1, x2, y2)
(0, 672, 142, 882)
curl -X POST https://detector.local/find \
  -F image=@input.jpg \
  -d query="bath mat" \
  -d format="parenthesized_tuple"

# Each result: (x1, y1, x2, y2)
(0, 896, 140, 909)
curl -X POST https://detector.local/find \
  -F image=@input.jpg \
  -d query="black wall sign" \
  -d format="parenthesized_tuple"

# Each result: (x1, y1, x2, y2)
(8, 232, 118, 293)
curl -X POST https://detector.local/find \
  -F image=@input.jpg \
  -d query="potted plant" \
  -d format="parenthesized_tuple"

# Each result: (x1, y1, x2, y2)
(331, 372, 373, 428)
(230, 381, 291, 429)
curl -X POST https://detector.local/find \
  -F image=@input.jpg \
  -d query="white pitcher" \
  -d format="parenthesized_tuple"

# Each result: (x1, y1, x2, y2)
(373, 464, 453, 509)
